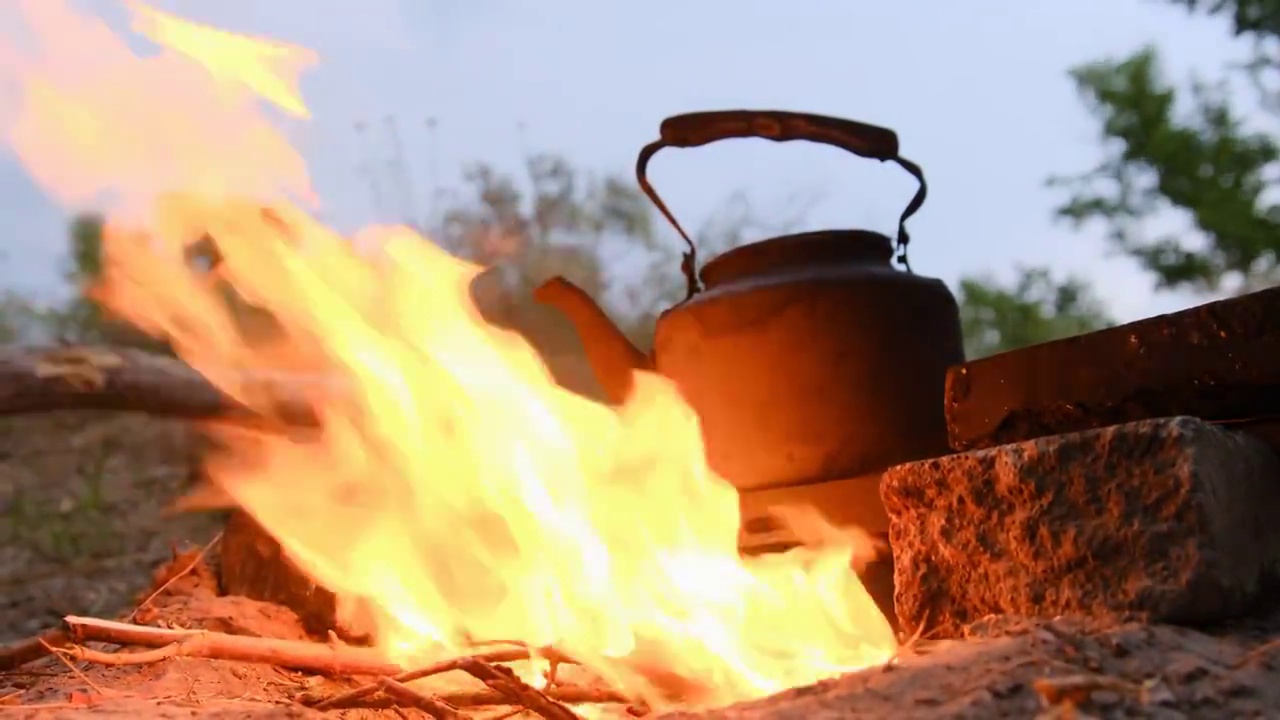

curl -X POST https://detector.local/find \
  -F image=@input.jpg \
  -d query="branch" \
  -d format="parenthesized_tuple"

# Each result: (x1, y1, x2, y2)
(378, 678, 467, 720)
(0, 345, 317, 428)
(307, 644, 576, 709)
(41, 616, 633, 718)
(458, 657, 584, 720)
(61, 615, 400, 676)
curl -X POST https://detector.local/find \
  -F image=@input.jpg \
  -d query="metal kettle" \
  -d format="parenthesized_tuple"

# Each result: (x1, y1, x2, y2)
(534, 109, 965, 496)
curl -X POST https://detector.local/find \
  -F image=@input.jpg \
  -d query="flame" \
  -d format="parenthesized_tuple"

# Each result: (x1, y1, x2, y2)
(3, 0, 897, 709)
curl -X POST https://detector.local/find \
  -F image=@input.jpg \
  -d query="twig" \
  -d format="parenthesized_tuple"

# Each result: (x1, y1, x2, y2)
(40, 639, 107, 698)
(378, 677, 466, 720)
(1233, 636, 1280, 668)
(128, 532, 223, 622)
(61, 615, 401, 676)
(436, 685, 629, 708)
(466, 639, 567, 686)
(1033, 673, 1139, 707)
(308, 646, 575, 709)
(459, 658, 584, 720)
(0, 629, 69, 672)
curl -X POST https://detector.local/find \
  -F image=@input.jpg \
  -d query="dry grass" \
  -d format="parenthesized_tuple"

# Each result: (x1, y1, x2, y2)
(0, 412, 226, 642)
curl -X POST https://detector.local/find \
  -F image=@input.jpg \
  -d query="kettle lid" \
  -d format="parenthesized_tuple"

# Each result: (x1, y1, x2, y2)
(699, 230, 895, 289)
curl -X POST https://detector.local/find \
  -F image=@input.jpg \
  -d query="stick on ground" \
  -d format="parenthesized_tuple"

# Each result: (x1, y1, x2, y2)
(378, 677, 467, 720)
(308, 646, 573, 709)
(0, 630, 69, 672)
(459, 658, 585, 720)
(61, 616, 402, 676)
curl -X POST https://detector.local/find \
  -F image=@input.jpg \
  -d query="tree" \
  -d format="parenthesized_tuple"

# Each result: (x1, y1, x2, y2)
(59, 212, 110, 342)
(1053, 0, 1280, 295)
(956, 266, 1114, 359)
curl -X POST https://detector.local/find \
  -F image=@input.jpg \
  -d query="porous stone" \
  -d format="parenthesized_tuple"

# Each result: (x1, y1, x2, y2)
(882, 416, 1280, 638)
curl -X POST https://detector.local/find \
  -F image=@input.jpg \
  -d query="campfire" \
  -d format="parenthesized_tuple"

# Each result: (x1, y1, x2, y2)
(8, 2, 1280, 719)
(0, 1, 895, 717)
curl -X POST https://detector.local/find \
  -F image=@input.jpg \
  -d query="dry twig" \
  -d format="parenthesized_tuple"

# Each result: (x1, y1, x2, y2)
(129, 533, 223, 622)
(1233, 636, 1280, 668)
(458, 658, 584, 720)
(61, 615, 401, 676)
(49, 616, 622, 716)
(1033, 674, 1138, 707)
(307, 646, 573, 709)
(0, 629, 69, 673)
(378, 677, 466, 720)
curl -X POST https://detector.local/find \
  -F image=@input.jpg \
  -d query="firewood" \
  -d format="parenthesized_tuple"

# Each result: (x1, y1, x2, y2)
(0, 344, 317, 428)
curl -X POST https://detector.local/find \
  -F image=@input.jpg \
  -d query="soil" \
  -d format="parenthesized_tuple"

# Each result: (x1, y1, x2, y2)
(3, 413, 1280, 719)
(0, 412, 225, 642)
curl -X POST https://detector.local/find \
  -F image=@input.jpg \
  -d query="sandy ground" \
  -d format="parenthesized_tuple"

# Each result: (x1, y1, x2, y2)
(3, 413, 1280, 719)
(0, 412, 225, 642)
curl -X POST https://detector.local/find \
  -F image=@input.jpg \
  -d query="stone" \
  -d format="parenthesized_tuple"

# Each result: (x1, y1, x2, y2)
(882, 416, 1280, 638)
(944, 286, 1280, 451)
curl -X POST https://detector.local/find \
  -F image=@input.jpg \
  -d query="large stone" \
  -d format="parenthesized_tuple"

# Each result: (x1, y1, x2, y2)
(944, 286, 1280, 451)
(882, 416, 1280, 638)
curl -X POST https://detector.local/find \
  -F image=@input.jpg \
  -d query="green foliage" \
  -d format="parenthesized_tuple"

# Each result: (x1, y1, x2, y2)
(436, 153, 1115, 360)
(957, 266, 1114, 359)
(0, 146, 1118, 372)
(62, 212, 108, 340)
(1053, 0, 1280, 294)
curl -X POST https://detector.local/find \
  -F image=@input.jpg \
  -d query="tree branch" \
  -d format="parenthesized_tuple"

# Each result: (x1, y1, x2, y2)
(0, 345, 317, 428)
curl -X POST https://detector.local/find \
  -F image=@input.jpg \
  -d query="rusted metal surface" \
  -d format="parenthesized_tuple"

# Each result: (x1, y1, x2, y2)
(536, 109, 964, 493)
(945, 286, 1280, 451)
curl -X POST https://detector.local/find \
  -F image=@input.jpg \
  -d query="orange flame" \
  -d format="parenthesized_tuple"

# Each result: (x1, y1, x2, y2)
(3, 0, 897, 709)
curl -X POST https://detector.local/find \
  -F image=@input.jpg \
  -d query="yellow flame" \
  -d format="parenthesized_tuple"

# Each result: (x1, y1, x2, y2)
(3, 1, 897, 709)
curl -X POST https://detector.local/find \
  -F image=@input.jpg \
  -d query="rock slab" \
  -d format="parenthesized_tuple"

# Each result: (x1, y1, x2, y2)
(882, 416, 1280, 638)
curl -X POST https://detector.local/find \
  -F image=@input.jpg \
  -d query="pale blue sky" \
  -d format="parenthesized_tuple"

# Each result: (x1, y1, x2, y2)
(0, 0, 1253, 321)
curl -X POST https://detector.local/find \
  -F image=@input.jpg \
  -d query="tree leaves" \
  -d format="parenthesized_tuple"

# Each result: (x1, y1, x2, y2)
(957, 267, 1114, 359)
(1052, 2, 1280, 294)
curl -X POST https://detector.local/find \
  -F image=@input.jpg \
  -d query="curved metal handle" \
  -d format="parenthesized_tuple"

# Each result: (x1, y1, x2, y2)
(636, 110, 929, 298)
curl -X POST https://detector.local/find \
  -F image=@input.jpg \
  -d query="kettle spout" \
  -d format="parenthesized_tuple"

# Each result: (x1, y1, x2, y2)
(533, 276, 652, 404)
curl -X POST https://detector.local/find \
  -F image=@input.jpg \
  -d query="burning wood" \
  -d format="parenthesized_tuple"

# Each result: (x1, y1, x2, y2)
(10, 1, 1280, 718)
(0, 1, 899, 715)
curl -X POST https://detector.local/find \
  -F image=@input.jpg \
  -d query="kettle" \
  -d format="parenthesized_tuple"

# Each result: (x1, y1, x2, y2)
(534, 109, 965, 497)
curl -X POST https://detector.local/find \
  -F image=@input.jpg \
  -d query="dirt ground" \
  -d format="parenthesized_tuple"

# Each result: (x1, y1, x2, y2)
(0, 412, 225, 642)
(4, 414, 1280, 719)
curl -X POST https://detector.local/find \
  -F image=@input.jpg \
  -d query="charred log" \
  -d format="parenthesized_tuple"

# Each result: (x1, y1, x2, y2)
(0, 344, 317, 428)
(945, 286, 1280, 451)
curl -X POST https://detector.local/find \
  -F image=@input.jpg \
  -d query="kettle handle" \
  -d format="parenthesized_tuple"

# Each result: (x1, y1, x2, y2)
(636, 110, 928, 299)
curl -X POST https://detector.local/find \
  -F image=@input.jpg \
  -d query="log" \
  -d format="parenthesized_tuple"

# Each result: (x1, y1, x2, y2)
(0, 344, 317, 427)
(883, 416, 1280, 638)
(944, 286, 1280, 451)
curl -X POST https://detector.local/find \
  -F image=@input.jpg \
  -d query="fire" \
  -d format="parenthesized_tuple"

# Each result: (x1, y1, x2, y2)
(3, 0, 897, 709)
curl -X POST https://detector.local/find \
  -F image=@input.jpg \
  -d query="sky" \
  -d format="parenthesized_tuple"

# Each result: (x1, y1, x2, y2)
(0, 0, 1255, 322)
